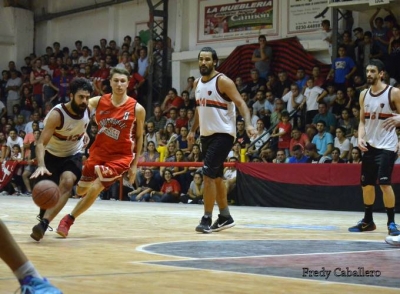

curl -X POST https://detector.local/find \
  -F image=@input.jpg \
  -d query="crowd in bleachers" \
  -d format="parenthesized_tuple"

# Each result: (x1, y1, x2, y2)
(1, 7, 400, 203)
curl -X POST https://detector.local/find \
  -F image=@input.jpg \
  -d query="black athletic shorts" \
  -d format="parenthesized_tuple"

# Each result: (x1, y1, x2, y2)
(361, 144, 396, 186)
(200, 133, 235, 179)
(38, 151, 83, 185)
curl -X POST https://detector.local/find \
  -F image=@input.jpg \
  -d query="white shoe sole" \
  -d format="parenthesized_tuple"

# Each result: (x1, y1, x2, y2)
(211, 222, 236, 232)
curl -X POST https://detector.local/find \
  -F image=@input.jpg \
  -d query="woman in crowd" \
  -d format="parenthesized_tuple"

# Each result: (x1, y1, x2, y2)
(137, 141, 162, 187)
(324, 147, 346, 163)
(129, 168, 160, 202)
(334, 127, 350, 160)
(175, 126, 192, 155)
(348, 147, 362, 164)
(180, 171, 204, 204)
(337, 108, 357, 138)
(149, 169, 181, 203)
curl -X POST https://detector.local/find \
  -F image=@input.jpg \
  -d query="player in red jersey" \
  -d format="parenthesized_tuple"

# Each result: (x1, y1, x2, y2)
(56, 67, 145, 238)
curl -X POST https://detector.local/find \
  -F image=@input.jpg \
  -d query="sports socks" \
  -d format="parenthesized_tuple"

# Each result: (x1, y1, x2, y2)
(364, 205, 373, 223)
(386, 207, 395, 225)
(14, 261, 42, 284)
(220, 207, 230, 217)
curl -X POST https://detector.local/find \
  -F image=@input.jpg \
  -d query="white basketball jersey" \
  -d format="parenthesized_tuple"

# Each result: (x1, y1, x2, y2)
(195, 73, 236, 138)
(364, 85, 397, 151)
(44, 104, 90, 156)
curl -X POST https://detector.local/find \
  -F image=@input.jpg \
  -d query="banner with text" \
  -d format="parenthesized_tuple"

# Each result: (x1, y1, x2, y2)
(288, 0, 331, 34)
(198, 0, 277, 43)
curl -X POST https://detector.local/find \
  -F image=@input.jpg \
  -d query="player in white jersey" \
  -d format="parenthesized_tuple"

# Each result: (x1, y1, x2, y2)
(29, 78, 92, 241)
(348, 59, 400, 237)
(188, 47, 256, 233)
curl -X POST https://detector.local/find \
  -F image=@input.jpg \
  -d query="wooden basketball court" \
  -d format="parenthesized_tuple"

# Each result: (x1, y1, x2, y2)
(0, 195, 399, 294)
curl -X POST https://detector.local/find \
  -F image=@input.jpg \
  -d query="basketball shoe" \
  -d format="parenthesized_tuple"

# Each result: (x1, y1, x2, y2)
(19, 276, 62, 294)
(195, 216, 212, 233)
(56, 215, 74, 238)
(348, 219, 376, 232)
(385, 235, 400, 246)
(210, 214, 235, 232)
(30, 216, 52, 242)
(388, 222, 400, 236)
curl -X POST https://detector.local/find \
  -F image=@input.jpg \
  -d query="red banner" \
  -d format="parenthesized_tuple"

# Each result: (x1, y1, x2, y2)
(0, 161, 20, 190)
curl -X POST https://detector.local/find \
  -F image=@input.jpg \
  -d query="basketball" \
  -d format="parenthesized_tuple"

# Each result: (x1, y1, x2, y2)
(32, 180, 60, 209)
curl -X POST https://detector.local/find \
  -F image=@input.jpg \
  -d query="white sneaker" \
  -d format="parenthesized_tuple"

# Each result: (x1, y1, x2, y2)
(385, 235, 400, 246)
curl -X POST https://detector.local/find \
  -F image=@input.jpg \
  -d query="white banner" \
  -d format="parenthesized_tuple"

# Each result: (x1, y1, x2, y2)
(369, 0, 390, 6)
(288, 0, 331, 34)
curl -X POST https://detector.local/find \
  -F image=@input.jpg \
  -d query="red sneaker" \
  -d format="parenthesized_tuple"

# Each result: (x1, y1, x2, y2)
(56, 214, 74, 238)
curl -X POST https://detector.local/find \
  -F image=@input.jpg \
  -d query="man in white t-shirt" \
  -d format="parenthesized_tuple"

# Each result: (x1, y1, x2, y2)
(282, 83, 304, 127)
(3, 128, 24, 160)
(300, 77, 327, 125)
(5, 70, 21, 117)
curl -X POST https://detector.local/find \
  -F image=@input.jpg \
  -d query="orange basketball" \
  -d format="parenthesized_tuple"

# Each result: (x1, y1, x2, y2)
(32, 180, 60, 209)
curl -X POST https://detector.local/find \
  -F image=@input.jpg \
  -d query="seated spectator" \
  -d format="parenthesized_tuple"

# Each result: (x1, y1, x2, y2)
(161, 88, 184, 116)
(187, 108, 195, 133)
(164, 108, 178, 130)
(146, 106, 167, 133)
(24, 112, 44, 133)
(236, 118, 251, 149)
(288, 144, 308, 163)
(247, 119, 268, 160)
(175, 108, 189, 134)
(181, 90, 195, 110)
(228, 141, 242, 162)
(22, 129, 40, 195)
(161, 143, 177, 174)
(270, 98, 285, 127)
(331, 89, 349, 119)
(14, 114, 26, 134)
(272, 149, 289, 163)
(4, 128, 24, 160)
(334, 127, 350, 159)
(311, 120, 333, 157)
(157, 122, 177, 147)
(349, 128, 359, 154)
(149, 169, 181, 203)
(224, 157, 238, 204)
(337, 108, 357, 138)
(348, 147, 362, 164)
(144, 121, 159, 148)
(289, 127, 310, 156)
(171, 149, 190, 191)
(175, 126, 192, 155)
(305, 143, 328, 163)
(312, 102, 337, 134)
(260, 147, 275, 162)
(129, 168, 160, 202)
(137, 141, 161, 187)
(323, 84, 337, 109)
(180, 171, 204, 204)
(324, 147, 346, 163)
(9, 144, 24, 195)
(187, 143, 203, 175)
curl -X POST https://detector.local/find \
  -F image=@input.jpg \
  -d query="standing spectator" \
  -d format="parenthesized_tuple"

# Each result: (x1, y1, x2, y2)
(370, 8, 388, 57)
(312, 65, 326, 87)
(271, 110, 292, 156)
(5, 70, 21, 117)
(321, 20, 332, 57)
(30, 59, 47, 108)
(42, 74, 59, 106)
(360, 31, 383, 77)
(327, 45, 357, 92)
(185, 76, 195, 100)
(251, 35, 272, 79)
(0, 70, 10, 104)
(295, 67, 309, 92)
(387, 25, 400, 82)
(301, 77, 327, 125)
(276, 71, 291, 98)
(19, 86, 33, 121)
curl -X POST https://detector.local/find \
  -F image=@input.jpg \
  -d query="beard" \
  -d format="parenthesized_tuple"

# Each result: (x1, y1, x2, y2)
(366, 76, 378, 85)
(71, 98, 87, 115)
(200, 66, 213, 76)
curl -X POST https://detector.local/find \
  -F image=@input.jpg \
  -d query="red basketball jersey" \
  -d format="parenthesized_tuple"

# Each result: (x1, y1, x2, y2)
(90, 94, 137, 161)
(32, 69, 47, 95)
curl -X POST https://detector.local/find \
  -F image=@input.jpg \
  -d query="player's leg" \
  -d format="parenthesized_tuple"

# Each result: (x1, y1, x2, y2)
(378, 149, 399, 236)
(349, 146, 377, 232)
(0, 220, 61, 293)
